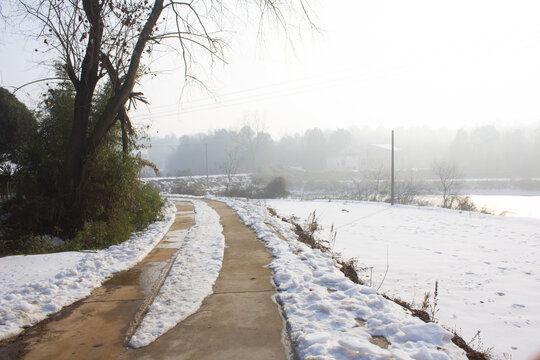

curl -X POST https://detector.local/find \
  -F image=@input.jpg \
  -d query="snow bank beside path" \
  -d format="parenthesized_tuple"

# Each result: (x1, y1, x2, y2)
(0, 201, 177, 341)
(129, 200, 225, 348)
(223, 198, 466, 360)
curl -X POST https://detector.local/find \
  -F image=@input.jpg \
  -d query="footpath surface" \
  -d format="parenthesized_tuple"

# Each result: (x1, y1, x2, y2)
(0, 200, 286, 360)
(120, 200, 286, 360)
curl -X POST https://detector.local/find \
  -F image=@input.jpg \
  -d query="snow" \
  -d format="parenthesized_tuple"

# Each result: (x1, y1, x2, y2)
(0, 201, 177, 341)
(265, 199, 540, 360)
(467, 194, 540, 219)
(223, 197, 467, 360)
(0, 253, 85, 296)
(129, 200, 225, 348)
(3, 193, 536, 359)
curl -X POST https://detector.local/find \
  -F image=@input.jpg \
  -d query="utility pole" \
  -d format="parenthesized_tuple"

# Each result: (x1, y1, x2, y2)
(205, 143, 209, 193)
(391, 130, 395, 206)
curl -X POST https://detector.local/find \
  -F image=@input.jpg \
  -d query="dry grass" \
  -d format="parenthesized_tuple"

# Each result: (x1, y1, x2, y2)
(451, 333, 491, 360)
(273, 208, 365, 285)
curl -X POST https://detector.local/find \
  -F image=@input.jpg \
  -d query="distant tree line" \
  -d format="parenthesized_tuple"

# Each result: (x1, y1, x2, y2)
(151, 127, 355, 176)
(148, 124, 540, 178)
(447, 126, 540, 178)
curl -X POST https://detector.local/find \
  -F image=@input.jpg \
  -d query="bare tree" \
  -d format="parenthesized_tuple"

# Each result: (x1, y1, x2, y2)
(9, 0, 315, 233)
(433, 161, 460, 208)
(366, 165, 387, 201)
(221, 147, 239, 193)
(394, 176, 419, 205)
(354, 165, 387, 201)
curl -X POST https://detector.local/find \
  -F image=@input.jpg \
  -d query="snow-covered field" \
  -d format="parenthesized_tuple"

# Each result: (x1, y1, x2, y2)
(130, 200, 225, 348)
(225, 197, 467, 360)
(264, 199, 540, 360)
(0, 201, 177, 341)
(468, 195, 540, 219)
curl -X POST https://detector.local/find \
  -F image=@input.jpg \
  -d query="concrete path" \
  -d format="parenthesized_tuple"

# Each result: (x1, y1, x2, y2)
(0, 200, 287, 360)
(119, 200, 287, 360)
(0, 201, 195, 360)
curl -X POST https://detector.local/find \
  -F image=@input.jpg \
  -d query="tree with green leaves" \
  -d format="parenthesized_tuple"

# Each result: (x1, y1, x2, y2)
(0, 87, 38, 165)
(0, 87, 38, 200)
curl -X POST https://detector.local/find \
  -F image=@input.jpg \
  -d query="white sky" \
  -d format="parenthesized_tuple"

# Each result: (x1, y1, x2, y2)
(2, 0, 540, 138)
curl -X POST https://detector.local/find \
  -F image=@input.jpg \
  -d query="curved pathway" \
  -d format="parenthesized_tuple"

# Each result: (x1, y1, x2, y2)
(0, 200, 287, 360)
(119, 200, 287, 360)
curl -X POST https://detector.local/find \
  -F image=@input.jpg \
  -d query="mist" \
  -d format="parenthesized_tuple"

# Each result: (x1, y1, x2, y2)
(144, 125, 540, 180)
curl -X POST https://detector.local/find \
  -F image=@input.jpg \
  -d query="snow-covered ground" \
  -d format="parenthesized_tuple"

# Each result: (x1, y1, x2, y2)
(2, 193, 537, 359)
(129, 200, 225, 348)
(0, 201, 177, 341)
(264, 199, 540, 360)
(225, 197, 467, 360)
(467, 194, 540, 219)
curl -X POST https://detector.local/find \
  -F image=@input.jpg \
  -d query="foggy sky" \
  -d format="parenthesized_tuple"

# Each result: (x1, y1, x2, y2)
(2, 1, 540, 138)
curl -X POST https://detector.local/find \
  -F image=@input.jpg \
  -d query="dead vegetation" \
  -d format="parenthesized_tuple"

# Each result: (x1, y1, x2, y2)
(384, 286, 490, 360)
(276, 209, 366, 286)
(382, 295, 432, 323)
(452, 331, 493, 360)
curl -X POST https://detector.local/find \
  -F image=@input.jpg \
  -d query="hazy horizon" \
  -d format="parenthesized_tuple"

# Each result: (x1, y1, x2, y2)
(145, 124, 540, 180)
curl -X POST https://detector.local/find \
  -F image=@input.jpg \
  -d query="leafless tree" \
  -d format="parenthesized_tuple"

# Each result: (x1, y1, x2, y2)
(394, 176, 419, 205)
(433, 161, 460, 208)
(8, 0, 315, 232)
(367, 165, 387, 201)
(354, 166, 387, 201)
(221, 147, 239, 193)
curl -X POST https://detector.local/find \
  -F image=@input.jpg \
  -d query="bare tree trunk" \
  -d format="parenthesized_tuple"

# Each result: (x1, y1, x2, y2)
(59, 0, 104, 234)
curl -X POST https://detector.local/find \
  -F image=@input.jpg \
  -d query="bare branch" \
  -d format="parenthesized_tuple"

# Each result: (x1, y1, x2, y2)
(12, 77, 63, 93)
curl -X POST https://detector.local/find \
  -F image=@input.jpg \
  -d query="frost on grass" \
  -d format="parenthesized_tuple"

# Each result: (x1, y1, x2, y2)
(0, 201, 177, 341)
(223, 198, 466, 360)
(129, 200, 225, 348)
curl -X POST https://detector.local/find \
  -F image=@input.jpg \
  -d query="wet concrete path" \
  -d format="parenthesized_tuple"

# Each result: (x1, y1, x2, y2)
(0, 201, 195, 360)
(118, 200, 287, 360)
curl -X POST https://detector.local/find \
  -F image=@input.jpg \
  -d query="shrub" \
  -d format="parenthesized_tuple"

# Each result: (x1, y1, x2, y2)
(10, 235, 59, 254)
(224, 183, 260, 198)
(131, 184, 164, 230)
(63, 151, 163, 250)
(69, 217, 133, 251)
(263, 176, 288, 198)
(453, 196, 477, 212)
(171, 179, 206, 196)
